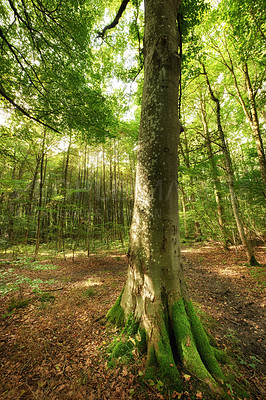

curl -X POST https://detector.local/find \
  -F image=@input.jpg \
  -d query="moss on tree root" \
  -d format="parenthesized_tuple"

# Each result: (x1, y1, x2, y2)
(106, 289, 125, 327)
(184, 299, 226, 382)
(106, 292, 227, 394)
(146, 312, 183, 391)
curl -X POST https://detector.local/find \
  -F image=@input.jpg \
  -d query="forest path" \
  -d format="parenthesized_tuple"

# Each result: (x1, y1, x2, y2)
(0, 243, 265, 399)
(182, 243, 265, 393)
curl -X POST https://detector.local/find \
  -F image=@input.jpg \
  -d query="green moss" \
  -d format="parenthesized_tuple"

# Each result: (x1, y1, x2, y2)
(204, 326, 219, 348)
(156, 316, 183, 391)
(108, 311, 146, 367)
(147, 344, 156, 368)
(146, 341, 182, 392)
(144, 309, 182, 391)
(184, 300, 225, 383)
(112, 340, 134, 360)
(171, 298, 219, 389)
(107, 335, 135, 367)
(106, 289, 125, 327)
(122, 313, 139, 336)
(212, 347, 228, 364)
(136, 327, 147, 354)
(8, 297, 30, 311)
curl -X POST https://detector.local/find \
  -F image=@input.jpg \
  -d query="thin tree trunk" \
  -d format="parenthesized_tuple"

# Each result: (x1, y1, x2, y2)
(61, 135, 72, 259)
(243, 62, 266, 197)
(34, 129, 47, 260)
(113, 141, 118, 241)
(200, 96, 228, 248)
(179, 130, 202, 240)
(24, 155, 41, 244)
(179, 184, 189, 238)
(202, 63, 258, 265)
(222, 50, 266, 197)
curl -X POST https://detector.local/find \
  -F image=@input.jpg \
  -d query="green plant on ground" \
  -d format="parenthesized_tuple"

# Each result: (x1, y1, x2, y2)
(2, 295, 31, 318)
(3, 256, 59, 271)
(237, 354, 263, 372)
(226, 329, 239, 347)
(0, 274, 57, 296)
(7, 296, 30, 311)
(37, 292, 55, 309)
(38, 292, 55, 303)
(248, 265, 266, 290)
(82, 288, 97, 298)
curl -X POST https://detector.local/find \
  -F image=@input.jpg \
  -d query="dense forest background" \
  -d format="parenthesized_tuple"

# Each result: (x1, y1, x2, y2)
(0, 0, 265, 259)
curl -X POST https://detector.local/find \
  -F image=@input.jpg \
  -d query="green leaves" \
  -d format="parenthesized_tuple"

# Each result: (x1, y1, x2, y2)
(0, 0, 116, 140)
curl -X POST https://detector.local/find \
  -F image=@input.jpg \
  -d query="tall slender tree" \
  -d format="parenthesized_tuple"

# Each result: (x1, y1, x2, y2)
(199, 95, 228, 248)
(202, 63, 258, 266)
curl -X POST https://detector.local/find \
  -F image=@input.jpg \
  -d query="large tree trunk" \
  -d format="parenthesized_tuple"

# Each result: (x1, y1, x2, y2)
(107, 0, 224, 392)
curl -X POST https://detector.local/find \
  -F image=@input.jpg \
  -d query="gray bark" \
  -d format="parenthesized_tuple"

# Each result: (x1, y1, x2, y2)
(121, 0, 186, 332)
(107, 1, 225, 391)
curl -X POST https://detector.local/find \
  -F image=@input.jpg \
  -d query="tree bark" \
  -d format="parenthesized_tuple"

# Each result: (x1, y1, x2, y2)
(60, 135, 72, 259)
(24, 154, 41, 244)
(34, 128, 47, 260)
(107, 0, 224, 392)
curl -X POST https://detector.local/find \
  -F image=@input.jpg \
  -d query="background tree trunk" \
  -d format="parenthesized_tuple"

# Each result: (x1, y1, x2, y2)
(200, 96, 228, 248)
(34, 129, 47, 260)
(202, 63, 258, 265)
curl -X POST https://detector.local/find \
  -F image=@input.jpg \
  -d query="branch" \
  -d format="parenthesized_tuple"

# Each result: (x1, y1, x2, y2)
(0, 27, 46, 97)
(0, 84, 61, 134)
(200, 62, 219, 104)
(97, 0, 131, 38)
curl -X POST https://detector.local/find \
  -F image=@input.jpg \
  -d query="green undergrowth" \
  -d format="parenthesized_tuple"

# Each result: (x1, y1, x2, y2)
(0, 256, 59, 296)
(7, 297, 31, 312)
(0, 275, 57, 296)
(106, 311, 147, 368)
(105, 292, 250, 399)
(2, 291, 55, 318)
(0, 257, 59, 271)
(82, 288, 97, 298)
(0, 239, 129, 260)
(247, 264, 266, 291)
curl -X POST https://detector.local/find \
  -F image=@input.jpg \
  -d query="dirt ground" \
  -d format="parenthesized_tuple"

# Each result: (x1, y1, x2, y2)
(0, 242, 265, 400)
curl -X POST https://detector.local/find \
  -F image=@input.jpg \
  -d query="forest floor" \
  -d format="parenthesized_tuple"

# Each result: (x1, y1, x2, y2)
(0, 242, 265, 400)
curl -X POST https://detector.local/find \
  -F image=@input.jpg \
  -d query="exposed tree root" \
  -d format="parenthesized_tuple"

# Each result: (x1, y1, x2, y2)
(106, 292, 227, 394)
